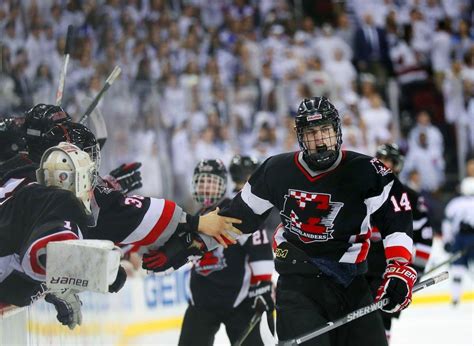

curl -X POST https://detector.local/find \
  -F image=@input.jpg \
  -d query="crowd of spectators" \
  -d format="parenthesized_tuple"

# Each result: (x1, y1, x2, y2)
(0, 0, 473, 220)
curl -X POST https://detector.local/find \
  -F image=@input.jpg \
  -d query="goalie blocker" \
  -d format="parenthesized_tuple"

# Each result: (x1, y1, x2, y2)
(46, 239, 123, 293)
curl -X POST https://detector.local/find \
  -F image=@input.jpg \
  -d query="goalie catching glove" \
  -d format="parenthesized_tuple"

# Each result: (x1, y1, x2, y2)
(142, 231, 208, 273)
(375, 261, 417, 313)
(104, 162, 142, 193)
(45, 289, 82, 330)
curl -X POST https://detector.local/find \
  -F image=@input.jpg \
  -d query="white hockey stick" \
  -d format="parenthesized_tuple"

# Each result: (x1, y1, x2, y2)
(55, 25, 74, 106)
(278, 271, 449, 346)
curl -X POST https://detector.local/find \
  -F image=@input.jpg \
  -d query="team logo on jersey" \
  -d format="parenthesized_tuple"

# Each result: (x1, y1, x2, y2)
(280, 189, 344, 243)
(370, 158, 392, 176)
(194, 248, 227, 276)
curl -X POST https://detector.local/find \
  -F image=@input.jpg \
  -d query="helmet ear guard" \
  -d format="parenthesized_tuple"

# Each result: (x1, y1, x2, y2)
(295, 96, 342, 170)
(36, 142, 97, 214)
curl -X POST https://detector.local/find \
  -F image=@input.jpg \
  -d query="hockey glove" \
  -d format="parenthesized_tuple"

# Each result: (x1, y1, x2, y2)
(142, 231, 208, 273)
(105, 162, 142, 193)
(248, 281, 275, 335)
(108, 265, 127, 293)
(248, 281, 274, 313)
(45, 289, 82, 330)
(375, 261, 417, 313)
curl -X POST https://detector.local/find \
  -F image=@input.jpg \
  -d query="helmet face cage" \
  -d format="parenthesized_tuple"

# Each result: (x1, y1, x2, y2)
(192, 172, 227, 208)
(295, 97, 342, 170)
(192, 159, 228, 208)
(375, 143, 404, 174)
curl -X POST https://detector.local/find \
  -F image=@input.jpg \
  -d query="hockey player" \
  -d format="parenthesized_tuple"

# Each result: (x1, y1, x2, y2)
(442, 177, 474, 305)
(143, 158, 274, 346)
(219, 97, 416, 345)
(366, 143, 433, 340)
(0, 142, 125, 329)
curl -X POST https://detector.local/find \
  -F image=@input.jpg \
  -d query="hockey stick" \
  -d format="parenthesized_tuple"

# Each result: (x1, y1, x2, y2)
(78, 66, 121, 125)
(421, 243, 474, 279)
(55, 25, 74, 106)
(278, 271, 449, 346)
(233, 311, 262, 346)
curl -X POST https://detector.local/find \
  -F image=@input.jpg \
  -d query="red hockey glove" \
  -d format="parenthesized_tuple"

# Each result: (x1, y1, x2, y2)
(375, 261, 417, 313)
(108, 265, 127, 293)
(142, 232, 208, 273)
(105, 162, 142, 193)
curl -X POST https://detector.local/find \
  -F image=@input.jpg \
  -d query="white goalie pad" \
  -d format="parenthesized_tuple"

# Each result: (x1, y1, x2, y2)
(46, 240, 121, 293)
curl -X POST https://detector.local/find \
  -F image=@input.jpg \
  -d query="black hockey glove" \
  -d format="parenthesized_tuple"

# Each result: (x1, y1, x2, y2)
(45, 290, 82, 330)
(248, 281, 274, 313)
(108, 265, 127, 293)
(248, 281, 275, 335)
(142, 231, 208, 273)
(106, 162, 142, 193)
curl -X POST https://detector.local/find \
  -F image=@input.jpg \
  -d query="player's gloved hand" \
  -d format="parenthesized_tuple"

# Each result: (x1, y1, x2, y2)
(142, 232, 208, 273)
(105, 162, 142, 193)
(375, 261, 417, 313)
(444, 242, 454, 253)
(108, 265, 127, 293)
(45, 289, 82, 330)
(248, 281, 274, 313)
(248, 280, 275, 335)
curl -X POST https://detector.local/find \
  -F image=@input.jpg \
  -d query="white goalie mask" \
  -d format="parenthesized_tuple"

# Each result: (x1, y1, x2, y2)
(36, 142, 97, 214)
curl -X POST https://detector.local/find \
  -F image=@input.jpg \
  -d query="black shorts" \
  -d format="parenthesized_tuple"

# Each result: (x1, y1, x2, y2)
(276, 273, 387, 346)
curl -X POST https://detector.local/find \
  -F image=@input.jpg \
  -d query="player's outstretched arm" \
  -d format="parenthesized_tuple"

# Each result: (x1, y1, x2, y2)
(197, 207, 242, 247)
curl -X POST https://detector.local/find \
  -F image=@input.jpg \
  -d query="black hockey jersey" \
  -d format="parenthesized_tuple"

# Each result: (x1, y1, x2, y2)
(189, 200, 273, 309)
(367, 185, 433, 276)
(0, 178, 88, 306)
(220, 151, 414, 266)
(0, 154, 184, 249)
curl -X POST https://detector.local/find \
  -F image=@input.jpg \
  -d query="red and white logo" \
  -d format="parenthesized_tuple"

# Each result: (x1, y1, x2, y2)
(280, 189, 344, 243)
(306, 114, 322, 121)
(194, 248, 227, 276)
(370, 158, 392, 176)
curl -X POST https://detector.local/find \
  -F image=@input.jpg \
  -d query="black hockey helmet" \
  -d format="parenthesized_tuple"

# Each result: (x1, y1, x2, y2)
(26, 122, 100, 178)
(375, 143, 404, 174)
(295, 96, 342, 170)
(0, 117, 27, 162)
(192, 159, 227, 207)
(24, 104, 71, 135)
(229, 155, 259, 184)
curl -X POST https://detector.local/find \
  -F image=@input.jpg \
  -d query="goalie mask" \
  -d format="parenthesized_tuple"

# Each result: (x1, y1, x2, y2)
(376, 143, 404, 175)
(26, 122, 100, 184)
(192, 159, 227, 208)
(295, 97, 342, 170)
(36, 142, 97, 214)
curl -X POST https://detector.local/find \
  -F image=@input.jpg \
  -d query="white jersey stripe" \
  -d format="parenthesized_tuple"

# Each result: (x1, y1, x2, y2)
(383, 232, 414, 259)
(340, 181, 394, 263)
(249, 260, 274, 276)
(413, 217, 428, 230)
(119, 198, 183, 246)
(233, 259, 252, 308)
(241, 182, 273, 215)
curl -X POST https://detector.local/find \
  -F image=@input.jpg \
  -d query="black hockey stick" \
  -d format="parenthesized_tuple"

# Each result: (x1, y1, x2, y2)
(421, 243, 474, 279)
(55, 25, 74, 106)
(233, 311, 262, 346)
(78, 65, 121, 125)
(278, 271, 449, 346)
